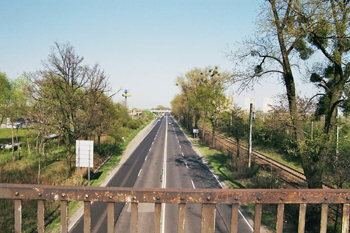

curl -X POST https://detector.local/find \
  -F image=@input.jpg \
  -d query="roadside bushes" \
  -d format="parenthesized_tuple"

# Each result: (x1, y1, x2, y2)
(250, 170, 282, 189)
(127, 119, 142, 129)
(253, 116, 293, 152)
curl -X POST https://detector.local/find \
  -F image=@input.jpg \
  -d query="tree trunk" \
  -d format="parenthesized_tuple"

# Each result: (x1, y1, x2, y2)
(26, 124, 31, 155)
(65, 132, 73, 175)
(202, 121, 206, 139)
(38, 150, 41, 184)
(211, 121, 216, 148)
(11, 124, 14, 162)
(98, 134, 101, 151)
(43, 143, 47, 166)
(194, 114, 200, 129)
(16, 127, 20, 160)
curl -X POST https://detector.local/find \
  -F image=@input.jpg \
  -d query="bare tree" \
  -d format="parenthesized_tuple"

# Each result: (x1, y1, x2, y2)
(30, 42, 110, 174)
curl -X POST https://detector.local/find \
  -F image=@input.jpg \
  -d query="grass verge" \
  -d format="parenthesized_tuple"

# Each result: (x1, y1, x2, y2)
(176, 121, 278, 232)
(45, 118, 154, 232)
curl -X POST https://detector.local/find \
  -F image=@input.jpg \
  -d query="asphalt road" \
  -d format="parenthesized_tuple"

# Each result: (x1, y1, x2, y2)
(70, 114, 253, 233)
(164, 115, 253, 233)
(69, 119, 161, 233)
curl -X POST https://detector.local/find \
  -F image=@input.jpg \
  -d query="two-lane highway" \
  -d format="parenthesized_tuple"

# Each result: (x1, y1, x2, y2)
(70, 114, 253, 232)
(165, 116, 253, 233)
(70, 119, 163, 233)
(114, 114, 253, 232)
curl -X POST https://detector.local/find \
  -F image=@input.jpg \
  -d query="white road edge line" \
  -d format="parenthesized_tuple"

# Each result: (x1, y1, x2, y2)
(191, 180, 195, 189)
(173, 117, 253, 232)
(205, 164, 223, 189)
(145, 155, 148, 161)
(138, 169, 142, 177)
(161, 115, 168, 233)
(239, 209, 254, 232)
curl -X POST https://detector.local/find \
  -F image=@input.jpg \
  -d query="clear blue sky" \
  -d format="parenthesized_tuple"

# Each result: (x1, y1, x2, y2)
(0, 0, 314, 110)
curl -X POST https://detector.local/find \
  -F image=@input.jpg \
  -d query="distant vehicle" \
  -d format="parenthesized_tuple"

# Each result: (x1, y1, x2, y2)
(158, 120, 161, 122)
(168, 122, 171, 125)
(2, 143, 20, 150)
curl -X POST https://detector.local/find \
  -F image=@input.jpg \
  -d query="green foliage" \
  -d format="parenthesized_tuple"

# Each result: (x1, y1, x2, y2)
(310, 73, 322, 83)
(250, 170, 282, 189)
(315, 95, 330, 119)
(254, 64, 263, 74)
(307, 18, 330, 48)
(220, 108, 248, 145)
(295, 39, 314, 60)
(172, 66, 230, 132)
(0, 72, 12, 104)
(253, 115, 294, 152)
(127, 119, 141, 129)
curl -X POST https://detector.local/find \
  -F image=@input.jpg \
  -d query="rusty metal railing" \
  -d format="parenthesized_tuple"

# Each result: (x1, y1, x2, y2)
(1, 183, 350, 233)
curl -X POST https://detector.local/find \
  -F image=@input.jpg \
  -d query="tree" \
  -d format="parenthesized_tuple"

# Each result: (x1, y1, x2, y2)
(220, 107, 248, 167)
(29, 42, 110, 174)
(174, 66, 230, 147)
(0, 72, 16, 161)
(229, 1, 350, 230)
(109, 102, 131, 145)
(305, 1, 350, 134)
(228, 0, 337, 189)
(8, 76, 31, 161)
(170, 94, 185, 122)
(176, 67, 205, 130)
(0, 72, 12, 126)
(201, 67, 230, 148)
(153, 105, 170, 110)
(92, 95, 117, 149)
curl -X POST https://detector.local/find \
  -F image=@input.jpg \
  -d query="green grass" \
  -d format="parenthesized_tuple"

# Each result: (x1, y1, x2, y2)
(45, 201, 82, 233)
(176, 121, 283, 232)
(251, 140, 303, 173)
(219, 130, 304, 173)
(0, 128, 29, 144)
(45, 118, 154, 232)
(0, 115, 156, 232)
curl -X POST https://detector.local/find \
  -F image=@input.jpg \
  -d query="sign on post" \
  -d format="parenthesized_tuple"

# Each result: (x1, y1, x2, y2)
(76, 140, 94, 185)
(193, 129, 199, 138)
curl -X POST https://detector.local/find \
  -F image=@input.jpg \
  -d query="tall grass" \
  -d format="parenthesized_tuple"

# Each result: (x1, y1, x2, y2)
(0, 115, 155, 232)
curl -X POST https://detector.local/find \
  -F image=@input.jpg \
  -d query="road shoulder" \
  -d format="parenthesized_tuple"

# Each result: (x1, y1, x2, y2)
(67, 119, 157, 231)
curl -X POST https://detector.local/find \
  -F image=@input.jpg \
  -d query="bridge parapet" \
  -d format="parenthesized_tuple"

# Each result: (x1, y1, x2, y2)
(148, 109, 171, 113)
(1, 183, 350, 233)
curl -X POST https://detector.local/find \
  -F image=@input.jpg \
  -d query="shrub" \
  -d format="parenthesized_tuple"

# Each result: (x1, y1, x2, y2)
(127, 120, 141, 129)
(250, 170, 282, 189)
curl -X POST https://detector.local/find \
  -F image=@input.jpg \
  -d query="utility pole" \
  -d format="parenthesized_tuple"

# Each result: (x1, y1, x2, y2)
(248, 103, 253, 168)
(336, 107, 340, 155)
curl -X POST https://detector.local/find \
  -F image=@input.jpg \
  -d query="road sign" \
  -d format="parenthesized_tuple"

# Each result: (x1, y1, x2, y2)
(76, 140, 94, 186)
(122, 93, 132, 97)
(76, 140, 93, 168)
(193, 129, 199, 134)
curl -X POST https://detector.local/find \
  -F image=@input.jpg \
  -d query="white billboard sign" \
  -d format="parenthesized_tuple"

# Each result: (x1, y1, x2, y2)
(76, 140, 93, 168)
